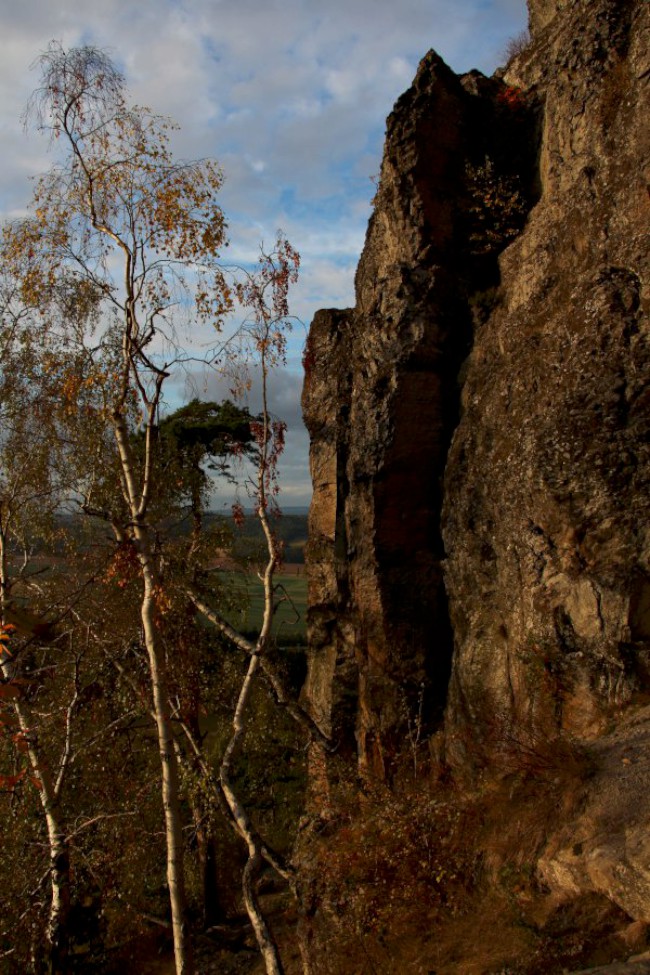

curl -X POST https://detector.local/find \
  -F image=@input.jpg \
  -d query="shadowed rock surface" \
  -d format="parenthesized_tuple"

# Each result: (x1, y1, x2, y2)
(573, 960, 650, 975)
(443, 0, 650, 772)
(301, 0, 650, 969)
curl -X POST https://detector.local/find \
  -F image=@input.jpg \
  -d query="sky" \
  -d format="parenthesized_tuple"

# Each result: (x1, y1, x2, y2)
(0, 0, 528, 510)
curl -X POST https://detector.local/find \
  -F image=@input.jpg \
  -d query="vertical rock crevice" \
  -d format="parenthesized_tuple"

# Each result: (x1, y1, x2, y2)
(299, 0, 650, 955)
(302, 50, 542, 779)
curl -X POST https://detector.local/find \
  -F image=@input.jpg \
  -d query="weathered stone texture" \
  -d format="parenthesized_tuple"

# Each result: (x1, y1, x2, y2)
(303, 53, 471, 777)
(443, 0, 650, 769)
(302, 0, 650, 924)
(539, 706, 650, 924)
(302, 49, 542, 777)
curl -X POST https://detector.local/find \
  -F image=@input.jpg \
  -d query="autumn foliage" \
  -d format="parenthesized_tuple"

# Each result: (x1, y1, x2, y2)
(0, 42, 301, 975)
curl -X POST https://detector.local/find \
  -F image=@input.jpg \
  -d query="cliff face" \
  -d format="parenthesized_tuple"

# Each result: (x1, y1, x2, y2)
(303, 49, 540, 780)
(444, 0, 649, 767)
(303, 0, 649, 771)
(301, 0, 650, 949)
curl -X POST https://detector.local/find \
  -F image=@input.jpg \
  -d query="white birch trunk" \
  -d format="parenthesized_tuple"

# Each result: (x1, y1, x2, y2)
(112, 412, 194, 975)
(216, 345, 286, 975)
(0, 536, 70, 974)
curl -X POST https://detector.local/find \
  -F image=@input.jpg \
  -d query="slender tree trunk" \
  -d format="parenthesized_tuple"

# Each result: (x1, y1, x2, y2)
(0, 534, 71, 974)
(112, 413, 194, 975)
(6, 702, 70, 973)
(19, 708, 71, 975)
(31, 735, 71, 975)
(142, 580, 193, 975)
(220, 651, 285, 975)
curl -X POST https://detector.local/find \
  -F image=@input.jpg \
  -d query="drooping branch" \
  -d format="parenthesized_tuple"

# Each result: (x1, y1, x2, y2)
(184, 586, 331, 748)
(171, 703, 293, 884)
(219, 646, 285, 975)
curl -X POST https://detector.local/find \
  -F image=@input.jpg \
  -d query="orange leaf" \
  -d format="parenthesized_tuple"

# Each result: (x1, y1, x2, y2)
(0, 770, 25, 789)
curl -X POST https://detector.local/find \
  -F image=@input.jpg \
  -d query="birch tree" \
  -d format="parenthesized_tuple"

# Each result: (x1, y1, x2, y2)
(2, 41, 315, 975)
(182, 237, 335, 975)
(0, 274, 79, 974)
(2, 42, 233, 975)
(0, 273, 152, 973)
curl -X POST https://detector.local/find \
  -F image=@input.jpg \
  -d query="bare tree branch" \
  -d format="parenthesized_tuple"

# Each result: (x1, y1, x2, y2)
(184, 586, 331, 748)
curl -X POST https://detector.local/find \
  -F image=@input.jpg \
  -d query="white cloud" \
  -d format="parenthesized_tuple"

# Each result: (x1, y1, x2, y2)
(0, 0, 528, 502)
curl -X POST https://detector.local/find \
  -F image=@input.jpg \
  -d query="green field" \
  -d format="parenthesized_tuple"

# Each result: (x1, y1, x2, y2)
(222, 571, 308, 639)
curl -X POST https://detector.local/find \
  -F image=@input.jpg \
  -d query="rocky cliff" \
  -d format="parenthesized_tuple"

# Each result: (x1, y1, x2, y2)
(302, 46, 541, 781)
(301, 0, 650, 969)
(443, 0, 649, 771)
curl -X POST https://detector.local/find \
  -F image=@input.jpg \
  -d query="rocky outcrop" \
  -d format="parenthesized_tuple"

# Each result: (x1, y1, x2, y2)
(301, 0, 650, 957)
(303, 50, 540, 779)
(443, 0, 649, 770)
(303, 0, 648, 771)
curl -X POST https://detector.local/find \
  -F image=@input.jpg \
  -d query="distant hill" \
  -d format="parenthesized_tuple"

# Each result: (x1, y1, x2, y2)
(206, 511, 308, 564)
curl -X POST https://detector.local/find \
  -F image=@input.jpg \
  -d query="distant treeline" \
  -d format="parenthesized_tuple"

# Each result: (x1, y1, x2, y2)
(19, 510, 309, 565)
(207, 512, 308, 564)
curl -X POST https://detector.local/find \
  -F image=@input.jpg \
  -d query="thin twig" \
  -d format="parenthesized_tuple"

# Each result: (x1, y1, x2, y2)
(184, 587, 331, 748)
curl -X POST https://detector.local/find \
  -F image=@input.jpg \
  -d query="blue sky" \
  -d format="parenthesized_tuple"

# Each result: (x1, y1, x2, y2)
(0, 0, 528, 508)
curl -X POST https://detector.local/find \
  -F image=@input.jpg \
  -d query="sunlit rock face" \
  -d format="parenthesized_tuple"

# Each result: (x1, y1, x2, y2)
(303, 0, 648, 805)
(303, 53, 467, 780)
(526, 0, 564, 33)
(301, 0, 650, 951)
(443, 0, 650, 772)
(303, 49, 541, 780)
(304, 0, 648, 769)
